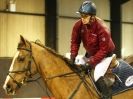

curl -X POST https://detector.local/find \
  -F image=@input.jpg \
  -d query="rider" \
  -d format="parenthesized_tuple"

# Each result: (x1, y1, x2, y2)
(70, 1, 115, 99)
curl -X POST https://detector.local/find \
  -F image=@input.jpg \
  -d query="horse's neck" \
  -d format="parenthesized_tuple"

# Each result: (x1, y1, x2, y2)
(31, 44, 99, 99)
(32, 43, 72, 77)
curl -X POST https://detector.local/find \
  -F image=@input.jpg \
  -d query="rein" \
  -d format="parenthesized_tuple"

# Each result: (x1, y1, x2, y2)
(45, 72, 76, 80)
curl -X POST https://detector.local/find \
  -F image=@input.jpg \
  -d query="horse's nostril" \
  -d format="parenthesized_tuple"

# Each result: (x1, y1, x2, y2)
(6, 84, 11, 90)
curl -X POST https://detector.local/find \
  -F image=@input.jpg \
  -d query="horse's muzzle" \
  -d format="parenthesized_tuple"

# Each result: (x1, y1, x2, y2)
(3, 84, 15, 95)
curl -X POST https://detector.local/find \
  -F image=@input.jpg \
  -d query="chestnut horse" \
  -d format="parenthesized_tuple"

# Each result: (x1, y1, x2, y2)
(3, 35, 133, 99)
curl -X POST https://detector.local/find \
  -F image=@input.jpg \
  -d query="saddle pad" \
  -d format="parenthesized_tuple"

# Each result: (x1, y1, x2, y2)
(112, 60, 133, 95)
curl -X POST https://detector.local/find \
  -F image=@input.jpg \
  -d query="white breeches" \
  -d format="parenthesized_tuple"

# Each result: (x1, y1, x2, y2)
(94, 56, 114, 82)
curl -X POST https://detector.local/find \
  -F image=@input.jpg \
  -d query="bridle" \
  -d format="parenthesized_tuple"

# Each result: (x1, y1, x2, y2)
(7, 41, 99, 98)
(7, 42, 36, 88)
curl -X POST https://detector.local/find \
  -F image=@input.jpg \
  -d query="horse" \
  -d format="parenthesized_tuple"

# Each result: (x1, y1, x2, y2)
(3, 35, 133, 99)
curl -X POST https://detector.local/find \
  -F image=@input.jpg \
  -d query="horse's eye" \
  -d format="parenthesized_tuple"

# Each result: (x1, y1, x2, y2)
(17, 56, 25, 62)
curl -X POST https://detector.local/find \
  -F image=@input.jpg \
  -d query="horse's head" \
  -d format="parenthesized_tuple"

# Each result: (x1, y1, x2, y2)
(3, 35, 37, 95)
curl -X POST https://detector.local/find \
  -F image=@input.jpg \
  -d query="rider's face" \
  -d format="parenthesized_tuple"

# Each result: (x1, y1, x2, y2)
(80, 14, 91, 24)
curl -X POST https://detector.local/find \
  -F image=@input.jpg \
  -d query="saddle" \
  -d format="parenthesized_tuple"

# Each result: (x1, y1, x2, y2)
(97, 55, 133, 95)
(87, 54, 133, 97)
(111, 59, 133, 95)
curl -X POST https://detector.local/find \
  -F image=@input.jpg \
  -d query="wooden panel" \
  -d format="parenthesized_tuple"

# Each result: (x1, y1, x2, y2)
(122, 0, 133, 57)
(93, 0, 110, 20)
(16, 0, 44, 13)
(0, 13, 8, 56)
(122, 24, 133, 57)
(0, 13, 45, 57)
(122, 0, 133, 22)
(0, 0, 6, 11)
(0, 0, 44, 13)
(58, 0, 83, 17)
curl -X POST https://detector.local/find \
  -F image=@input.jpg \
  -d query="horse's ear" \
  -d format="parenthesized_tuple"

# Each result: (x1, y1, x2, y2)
(20, 35, 26, 46)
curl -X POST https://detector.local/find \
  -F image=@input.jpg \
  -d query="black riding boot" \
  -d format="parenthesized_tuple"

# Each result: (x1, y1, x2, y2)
(96, 76, 112, 99)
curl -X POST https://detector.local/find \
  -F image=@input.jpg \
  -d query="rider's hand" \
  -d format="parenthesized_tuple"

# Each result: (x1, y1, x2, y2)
(85, 63, 92, 72)
(86, 60, 94, 71)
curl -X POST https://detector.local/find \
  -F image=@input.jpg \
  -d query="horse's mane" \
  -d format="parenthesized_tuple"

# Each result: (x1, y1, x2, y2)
(33, 40, 73, 67)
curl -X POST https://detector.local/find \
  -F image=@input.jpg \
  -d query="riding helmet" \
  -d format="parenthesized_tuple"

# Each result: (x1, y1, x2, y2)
(77, 1, 96, 15)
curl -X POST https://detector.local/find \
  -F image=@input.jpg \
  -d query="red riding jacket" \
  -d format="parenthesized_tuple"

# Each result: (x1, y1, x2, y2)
(70, 17, 115, 67)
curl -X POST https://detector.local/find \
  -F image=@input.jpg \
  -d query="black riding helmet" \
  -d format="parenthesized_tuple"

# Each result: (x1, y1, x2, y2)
(77, 1, 96, 15)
